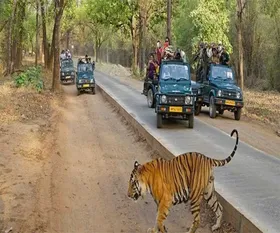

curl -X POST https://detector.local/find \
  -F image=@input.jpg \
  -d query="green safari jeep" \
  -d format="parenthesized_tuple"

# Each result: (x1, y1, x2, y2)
(60, 58, 75, 84)
(194, 63, 244, 120)
(155, 60, 195, 128)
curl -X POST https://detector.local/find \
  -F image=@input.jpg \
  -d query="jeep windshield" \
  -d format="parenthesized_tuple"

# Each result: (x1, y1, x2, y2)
(78, 64, 93, 72)
(61, 60, 73, 68)
(160, 64, 190, 81)
(211, 66, 233, 81)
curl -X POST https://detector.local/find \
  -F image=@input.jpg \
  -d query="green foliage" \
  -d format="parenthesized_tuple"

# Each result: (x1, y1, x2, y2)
(0, 0, 12, 23)
(61, 0, 77, 34)
(85, 0, 138, 36)
(190, 0, 232, 53)
(14, 66, 44, 92)
(262, 0, 280, 17)
(23, 10, 36, 49)
(173, 0, 199, 58)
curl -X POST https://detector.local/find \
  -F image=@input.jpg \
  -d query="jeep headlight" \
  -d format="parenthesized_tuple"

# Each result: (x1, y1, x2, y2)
(237, 92, 241, 99)
(161, 95, 167, 104)
(78, 79, 82, 84)
(62, 72, 65, 76)
(217, 90, 222, 97)
(185, 96, 191, 104)
(198, 89, 201, 95)
(90, 79, 94, 83)
(71, 72, 75, 75)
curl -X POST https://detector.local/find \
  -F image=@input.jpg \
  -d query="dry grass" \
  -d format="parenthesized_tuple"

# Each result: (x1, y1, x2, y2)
(0, 82, 55, 124)
(243, 89, 280, 129)
(0, 67, 57, 124)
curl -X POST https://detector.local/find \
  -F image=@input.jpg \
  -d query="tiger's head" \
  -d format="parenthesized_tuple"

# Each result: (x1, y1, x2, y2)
(127, 161, 147, 201)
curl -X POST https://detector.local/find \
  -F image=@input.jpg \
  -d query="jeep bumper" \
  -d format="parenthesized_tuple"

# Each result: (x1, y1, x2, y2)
(61, 75, 75, 81)
(215, 98, 244, 108)
(156, 105, 193, 114)
(77, 83, 95, 89)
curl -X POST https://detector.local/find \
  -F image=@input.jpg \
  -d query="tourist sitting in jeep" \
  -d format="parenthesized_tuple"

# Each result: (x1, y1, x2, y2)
(142, 53, 159, 95)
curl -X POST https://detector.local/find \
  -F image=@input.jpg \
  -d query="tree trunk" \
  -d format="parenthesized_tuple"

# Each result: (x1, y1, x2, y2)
(40, 0, 49, 66)
(139, 7, 143, 74)
(7, 0, 17, 74)
(52, 0, 65, 91)
(167, 0, 172, 43)
(130, 16, 139, 72)
(139, 0, 147, 75)
(237, 0, 245, 90)
(48, 27, 55, 70)
(35, 0, 39, 66)
(14, 0, 25, 69)
(142, 6, 147, 75)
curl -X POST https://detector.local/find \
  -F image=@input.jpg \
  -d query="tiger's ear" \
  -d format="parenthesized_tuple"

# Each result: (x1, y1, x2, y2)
(134, 161, 140, 168)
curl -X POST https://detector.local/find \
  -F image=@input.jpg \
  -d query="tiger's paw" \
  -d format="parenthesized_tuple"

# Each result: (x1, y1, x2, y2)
(147, 227, 157, 233)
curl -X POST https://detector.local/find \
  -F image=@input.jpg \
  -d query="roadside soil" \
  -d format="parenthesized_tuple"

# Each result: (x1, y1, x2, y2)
(0, 77, 61, 232)
(96, 63, 280, 158)
(44, 85, 235, 233)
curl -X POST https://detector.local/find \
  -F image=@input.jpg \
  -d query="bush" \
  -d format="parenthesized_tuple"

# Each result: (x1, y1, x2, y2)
(14, 66, 44, 92)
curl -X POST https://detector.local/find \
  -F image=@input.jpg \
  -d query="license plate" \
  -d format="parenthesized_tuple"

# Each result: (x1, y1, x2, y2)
(225, 100, 235, 106)
(169, 106, 182, 113)
(66, 76, 71, 79)
(83, 84, 90, 87)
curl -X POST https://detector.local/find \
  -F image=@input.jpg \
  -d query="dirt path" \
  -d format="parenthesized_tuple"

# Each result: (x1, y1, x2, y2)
(46, 85, 235, 233)
(97, 65, 280, 158)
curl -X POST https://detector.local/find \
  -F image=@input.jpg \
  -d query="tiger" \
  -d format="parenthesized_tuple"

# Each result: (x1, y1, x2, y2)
(127, 129, 239, 233)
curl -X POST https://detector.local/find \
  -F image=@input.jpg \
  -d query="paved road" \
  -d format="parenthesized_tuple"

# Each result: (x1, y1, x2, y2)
(94, 70, 280, 233)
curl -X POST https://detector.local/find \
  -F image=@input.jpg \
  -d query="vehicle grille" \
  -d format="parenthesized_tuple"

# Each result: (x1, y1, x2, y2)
(222, 90, 237, 99)
(79, 79, 90, 84)
(167, 96, 185, 105)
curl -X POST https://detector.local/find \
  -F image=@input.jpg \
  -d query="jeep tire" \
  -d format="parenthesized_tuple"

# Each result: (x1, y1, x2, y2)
(188, 114, 194, 128)
(234, 108, 242, 121)
(194, 104, 201, 116)
(147, 88, 155, 108)
(157, 113, 163, 128)
(209, 96, 217, 118)
(92, 88, 96, 95)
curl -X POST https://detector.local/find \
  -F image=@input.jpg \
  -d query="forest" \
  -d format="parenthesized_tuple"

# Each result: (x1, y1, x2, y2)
(0, 0, 280, 91)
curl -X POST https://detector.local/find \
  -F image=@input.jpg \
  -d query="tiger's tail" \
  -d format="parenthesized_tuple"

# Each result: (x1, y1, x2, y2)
(211, 129, 239, 167)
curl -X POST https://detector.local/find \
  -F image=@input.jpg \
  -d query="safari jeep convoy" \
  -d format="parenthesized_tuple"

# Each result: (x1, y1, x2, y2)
(142, 42, 244, 129)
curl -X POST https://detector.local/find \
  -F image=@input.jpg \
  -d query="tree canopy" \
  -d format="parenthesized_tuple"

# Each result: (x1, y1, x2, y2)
(1, 0, 280, 91)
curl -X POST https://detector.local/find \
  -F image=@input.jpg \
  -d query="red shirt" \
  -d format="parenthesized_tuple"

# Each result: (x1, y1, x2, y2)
(156, 48, 163, 64)
(163, 42, 169, 49)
